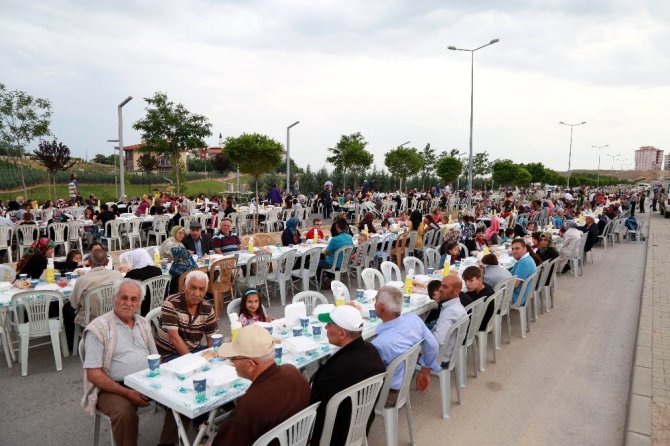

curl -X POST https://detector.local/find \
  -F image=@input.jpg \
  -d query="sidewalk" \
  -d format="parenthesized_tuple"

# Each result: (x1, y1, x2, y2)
(626, 210, 670, 445)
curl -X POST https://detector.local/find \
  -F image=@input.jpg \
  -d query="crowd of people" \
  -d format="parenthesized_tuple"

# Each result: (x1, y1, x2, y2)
(0, 177, 657, 445)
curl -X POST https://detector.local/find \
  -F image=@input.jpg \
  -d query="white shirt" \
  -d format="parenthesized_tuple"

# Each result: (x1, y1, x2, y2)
(564, 192, 574, 201)
(432, 298, 467, 368)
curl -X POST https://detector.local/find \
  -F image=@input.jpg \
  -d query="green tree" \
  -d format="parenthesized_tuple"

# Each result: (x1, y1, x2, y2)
(516, 167, 533, 186)
(276, 157, 303, 175)
(384, 146, 424, 192)
(33, 138, 75, 200)
(419, 143, 437, 189)
(223, 133, 284, 227)
(435, 155, 464, 184)
(211, 153, 231, 175)
(300, 164, 317, 195)
(137, 153, 158, 193)
(327, 132, 373, 190)
(521, 162, 549, 184)
(0, 83, 52, 197)
(491, 159, 519, 186)
(132, 92, 212, 195)
(92, 154, 115, 165)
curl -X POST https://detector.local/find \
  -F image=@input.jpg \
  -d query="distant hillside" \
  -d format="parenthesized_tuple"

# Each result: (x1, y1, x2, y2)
(554, 169, 668, 182)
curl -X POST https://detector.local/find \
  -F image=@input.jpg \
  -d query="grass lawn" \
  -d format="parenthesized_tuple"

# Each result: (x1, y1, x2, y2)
(0, 178, 249, 202)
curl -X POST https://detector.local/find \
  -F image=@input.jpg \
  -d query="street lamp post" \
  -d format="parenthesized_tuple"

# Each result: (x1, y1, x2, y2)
(592, 144, 609, 188)
(559, 121, 587, 190)
(107, 139, 119, 197)
(606, 153, 621, 171)
(117, 96, 132, 198)
(448, 38, 500, 210)
(398, 141, 410, 191)
(286, 121, 300, 195)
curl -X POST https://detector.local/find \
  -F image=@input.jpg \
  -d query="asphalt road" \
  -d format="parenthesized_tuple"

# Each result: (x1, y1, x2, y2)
(0, 213, 648, 446)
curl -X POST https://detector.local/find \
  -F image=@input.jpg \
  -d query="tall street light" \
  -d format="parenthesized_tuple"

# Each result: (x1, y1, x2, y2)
(118, 96, 132, 198)
(286, 121, 300, 195)
(606, 153, 621, 170)
(448, 38, 499, 210)
(107, 139, 119, 198)
(592, 144, 609, 188)
(559, 121, 587, 190)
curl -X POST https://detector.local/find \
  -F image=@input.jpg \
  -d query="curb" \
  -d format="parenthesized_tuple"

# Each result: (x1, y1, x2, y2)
(624, 213, 652, 445)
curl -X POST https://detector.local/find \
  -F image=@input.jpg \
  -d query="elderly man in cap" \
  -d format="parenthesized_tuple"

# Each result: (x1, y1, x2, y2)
(182, 221, 212, 257)
(310, 306, 385, 445)
(371, 286, 439, 406)
(578, 214, 599, 254)
(212, 324, 310, 445)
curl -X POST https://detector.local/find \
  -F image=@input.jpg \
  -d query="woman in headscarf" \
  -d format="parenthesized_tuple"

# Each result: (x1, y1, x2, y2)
(124, 248, 163, 315)
(281, 217, 302, 246)
(558, 221, 582, 273)
(484, 216, 501, 245)
(358, 212, 377, 234)
(16, 238, 55, 279)
(537, 231, 559, 263)
(168, 246, 198, 293)
(159, 226, 186, 261)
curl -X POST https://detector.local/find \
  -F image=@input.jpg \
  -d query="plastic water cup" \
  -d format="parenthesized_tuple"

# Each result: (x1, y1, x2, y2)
(19, 274, 28, 281)
(427, 267, 434, 276)
(455, 261, 461, 269)
(193, 378, 207, 403)
(147, 354, 160, 377)
(356, 289, 364, 300)
(30, 279, 39, 289)
(312, 324, 322, 338)
(292, 326, 303, 337)
(205, 258, 210, 267)
(274, 346, 283, 364)
(403, 294, 411, 308)
(299, 317, 309, 331)
(369, 309, 377, 321)
(211, 334, 223, 353)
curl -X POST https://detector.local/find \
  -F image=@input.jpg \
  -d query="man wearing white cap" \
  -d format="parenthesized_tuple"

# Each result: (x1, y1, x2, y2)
(212, 325, 310, 445)
(310, 306, 385, 446)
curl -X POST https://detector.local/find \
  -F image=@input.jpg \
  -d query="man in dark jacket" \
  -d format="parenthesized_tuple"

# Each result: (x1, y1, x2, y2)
(181, 221, 212, 257)
(578, 215, 600, 253)
(311, 306, 385, 445)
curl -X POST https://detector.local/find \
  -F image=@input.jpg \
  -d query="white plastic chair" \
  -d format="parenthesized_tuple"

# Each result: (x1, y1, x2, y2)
(72, 284, 117, 356)
(292, 291, 328, 315)
(291, 247, 321, 292)
(66, 220, 84, 253)
(529, 262, 545, 322)
(509, 269, 539, 339)
(423, 248, 440, 270)
(103, 220, 124, 251)
(16, 224, 39, 257)
(147, 215, 169, 246)
(402, 256, 424, 275)
(142, 275, 172, 313)
(423, 315, 469, 419)
(318, 245, 354, 290)
(252, 402, 320, 446)
(11, 291, 69, 376)
(374, 233, 396, 265)
(125, 217, 144, 249)
(458, 299, 487, 388)
(352, 240, 374, 288)
(361, 268, 385, 290)
(493, 276, 516, 350)
(236, 253, 271, 306)
(268, 249, 297, 305)
(145, 307, 162, 338)
(374, 342, 422, 446)
(380, 261, 402, 283)
(330, 280, 351, 302)
(0, 226, 14, 263)
(118, 251, 133, 265)
(476, 290, 502, 372)
(227, 298, 241, 316)
(318, 372, 386, 446)
(48, 222, 69, 254)
(543, 257, 559, 310)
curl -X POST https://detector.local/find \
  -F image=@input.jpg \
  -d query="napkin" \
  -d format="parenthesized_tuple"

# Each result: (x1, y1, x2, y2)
(283, 336, 321, 353)
(162, 353, 207, 377)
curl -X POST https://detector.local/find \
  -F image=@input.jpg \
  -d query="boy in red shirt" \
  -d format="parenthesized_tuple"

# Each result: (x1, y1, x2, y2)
(305, 218, 324, 241)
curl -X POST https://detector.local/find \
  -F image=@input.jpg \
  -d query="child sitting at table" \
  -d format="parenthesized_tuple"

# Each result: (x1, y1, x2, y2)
(55, 249, 83, 274)
(238, 289, 273, 326)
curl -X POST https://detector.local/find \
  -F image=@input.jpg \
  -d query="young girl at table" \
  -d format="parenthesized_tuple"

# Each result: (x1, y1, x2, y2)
(54, 249, 83, 274)
(238, 289, 272, 326)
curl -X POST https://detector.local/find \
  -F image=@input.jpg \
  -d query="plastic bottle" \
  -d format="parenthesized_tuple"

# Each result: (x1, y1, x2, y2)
(153, 251, 160, 267)
(46, 258, 55, 284)
(230, 313, 242, 341)
(145, 206, 149, 216)
(443, 258, 450, 276)
(313, 229, 318, 244)
(404, 268, 414, 295)
(248, 236, 254, 253)
(335, 292, 345, 307)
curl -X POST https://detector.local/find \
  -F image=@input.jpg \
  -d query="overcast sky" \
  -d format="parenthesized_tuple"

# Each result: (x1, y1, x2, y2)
(2, 0, 669, 173)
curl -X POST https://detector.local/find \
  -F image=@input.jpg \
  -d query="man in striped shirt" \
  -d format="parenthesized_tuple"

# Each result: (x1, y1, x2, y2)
(156, 270, 217, 361)
(212, 218, 241, 254)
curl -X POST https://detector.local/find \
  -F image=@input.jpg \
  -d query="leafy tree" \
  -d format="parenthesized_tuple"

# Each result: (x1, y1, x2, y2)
(223, 133, 284, 227)
(0, 83, 52, 197)
(137, 153, 158, 193)
(521, 162, 549, 184)
(472, 152, 491, 177)
(299, 164, 317, 195)
(315, 167, 330, 193)
(419, 143, 436, 189)
(33, 138, 75, 200)
(491, 159, 519, 186)
(276, 157, 303, 175)
(132, 92, 212, 195)
(92, 154, 115, 165)
(384, 146, 424, 192)
(516, 167, 533, 186)
(211, 153, 231, 175)
(327, 132, 373, 190)
(435, 155, 463, 184)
